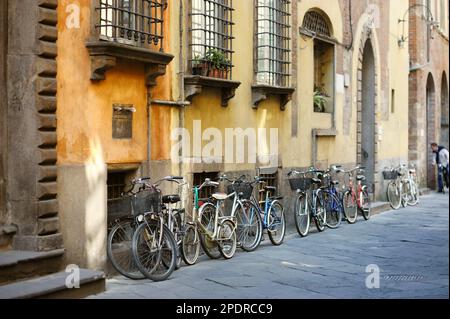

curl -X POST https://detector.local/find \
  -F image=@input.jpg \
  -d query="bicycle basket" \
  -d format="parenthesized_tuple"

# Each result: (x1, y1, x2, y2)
(288, 177, 311, 191)
(383, 171, 399, 180)
(130, 188, 162, 216)
(227, 182, 254, 200)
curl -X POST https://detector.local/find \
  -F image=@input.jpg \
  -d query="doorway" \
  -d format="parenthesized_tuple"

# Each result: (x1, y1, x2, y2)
(360, 40, 376, 192)
(426, 74, 436, 189)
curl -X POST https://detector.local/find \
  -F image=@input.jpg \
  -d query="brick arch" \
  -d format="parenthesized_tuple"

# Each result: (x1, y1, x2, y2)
(356, 28, 380, 195)
(426, 73, 437, 189)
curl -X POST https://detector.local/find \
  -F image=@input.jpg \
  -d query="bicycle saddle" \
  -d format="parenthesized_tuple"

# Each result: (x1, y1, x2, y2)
(265, 186, 277, 192)
(312, 178, 322, 184)
(271, 195, 284, 200)
(356, 175, 366, 181)
(162, 194, 181, 204)
(212, 193, 228, 201)
(332, 180, 339, 186)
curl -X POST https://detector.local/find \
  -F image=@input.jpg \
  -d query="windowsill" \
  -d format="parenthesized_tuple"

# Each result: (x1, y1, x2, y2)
(251, 84, 295, 110)
(85, 40, 174, 86)
(184, 75, 241, 107)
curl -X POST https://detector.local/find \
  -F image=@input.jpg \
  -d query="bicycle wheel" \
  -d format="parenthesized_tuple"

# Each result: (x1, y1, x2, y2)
(294, 194, 310, 237)
(314, 191, 327, 232)
(343, 190, 357, 224)
(325, 193, 342, 229)
(406, 180, 419, 206)
(235, 200, 263, 252)
(107, 219, 145, 280)
(181, 224, 200, 266)
(218, 219, 237, 259)
(172, 211, 183, 270)
(267, 201, 286, 246)
(360, 189, 371, 220)
(387, 181, 402, 210)
(198, 203, 222, 259)
(132, 221, 177, 282)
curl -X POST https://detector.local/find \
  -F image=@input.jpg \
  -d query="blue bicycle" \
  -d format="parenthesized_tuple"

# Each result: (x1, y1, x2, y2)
(320, 166, 345, 229)
(239, 177, 286, 246)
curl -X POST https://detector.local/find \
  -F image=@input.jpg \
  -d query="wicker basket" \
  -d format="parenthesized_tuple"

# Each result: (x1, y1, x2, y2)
(383, 170, 399, 180)
(227, 182, 254, 200)
(288, 178, 312, 191)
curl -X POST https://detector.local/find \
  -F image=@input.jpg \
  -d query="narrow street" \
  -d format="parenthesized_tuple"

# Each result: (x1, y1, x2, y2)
(89, 193, 449, 299)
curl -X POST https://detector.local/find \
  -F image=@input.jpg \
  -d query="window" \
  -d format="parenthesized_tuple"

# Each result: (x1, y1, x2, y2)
(440, 0, 447, 34)
(193, 172, 219, 202)
(301, 10, 335, 113)
(255, 0, 291, 87)
(189, 0, 234, 79)
(257, 169, 278, 206)
(97, 0, 166, 50)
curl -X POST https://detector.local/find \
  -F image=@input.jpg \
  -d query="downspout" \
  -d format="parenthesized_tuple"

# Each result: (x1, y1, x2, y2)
(178, 0, 186, 177)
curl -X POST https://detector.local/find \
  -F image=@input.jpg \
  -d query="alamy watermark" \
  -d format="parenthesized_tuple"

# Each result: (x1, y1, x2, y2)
(171, 120, 279, 166)
(65, 264, 80, 289)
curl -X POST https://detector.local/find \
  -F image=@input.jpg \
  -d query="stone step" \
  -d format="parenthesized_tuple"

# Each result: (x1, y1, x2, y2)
(0, 269, 105, 299)
(0, 249, 64, 285)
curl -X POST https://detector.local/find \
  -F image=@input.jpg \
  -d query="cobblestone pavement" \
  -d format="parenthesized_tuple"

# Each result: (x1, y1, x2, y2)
(89, 193, 449, 299)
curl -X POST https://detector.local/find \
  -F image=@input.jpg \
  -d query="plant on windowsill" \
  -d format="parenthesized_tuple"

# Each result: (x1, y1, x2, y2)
(205, 49, 229, 79)
(313, 87, 329, 113)
(192, 54, 208, 76)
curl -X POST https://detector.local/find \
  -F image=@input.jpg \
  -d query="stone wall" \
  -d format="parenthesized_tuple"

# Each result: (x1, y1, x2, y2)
(6, 0, 62, 251)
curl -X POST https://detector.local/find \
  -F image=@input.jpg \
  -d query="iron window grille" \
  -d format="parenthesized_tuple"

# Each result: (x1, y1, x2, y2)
(189, 0, 235, 80)
(301, 10, 331, 38)
(255, 0, 291, 87)
(258, 172, 278, 206)
(96, 0, 166, 51)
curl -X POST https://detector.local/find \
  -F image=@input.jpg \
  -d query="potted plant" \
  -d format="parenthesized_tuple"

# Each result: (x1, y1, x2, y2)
(205, 49, 227, 79)
(192, 54, 208, 76)
(313, 87, 329, 112)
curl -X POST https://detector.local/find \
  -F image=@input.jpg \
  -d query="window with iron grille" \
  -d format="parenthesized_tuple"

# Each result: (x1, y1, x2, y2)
(193, 172, 219, 202)
(258, 172, 278, 206)
(96, 0, 166, 51)
(255, 0, 291, 87)
(189, 0, 234, 80)
(301, 10, 331, 38)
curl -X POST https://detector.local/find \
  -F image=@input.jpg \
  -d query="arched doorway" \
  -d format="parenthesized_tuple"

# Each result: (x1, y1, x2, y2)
(426, 73, 436, 189)
(360, 40, 376, 192)
(441, 73, 449, 149)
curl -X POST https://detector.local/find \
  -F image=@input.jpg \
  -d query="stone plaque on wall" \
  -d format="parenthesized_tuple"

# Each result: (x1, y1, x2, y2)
(112, 104, 134, 139)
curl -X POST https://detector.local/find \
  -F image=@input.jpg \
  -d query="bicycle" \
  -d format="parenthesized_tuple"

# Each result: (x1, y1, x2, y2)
(180, 178, 218, 264)
(107, 178, 152, 280)
(320, 165, 344, 229)
(239, 176, 286, 246)
(131, 177, 178, 282)
(438, 164, 449, 194)
(185, 176, 238, 261)
(341, 166, 371, 223)
(288, 167, 327, 237)
(403, 165, 420, 206)
(384, 164, 414, 209)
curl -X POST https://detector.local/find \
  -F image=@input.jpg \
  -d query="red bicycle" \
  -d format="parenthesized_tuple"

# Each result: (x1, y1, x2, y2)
(340, 166, 371, 224)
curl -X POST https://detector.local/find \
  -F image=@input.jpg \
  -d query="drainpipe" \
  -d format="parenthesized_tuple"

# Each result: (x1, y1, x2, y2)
(178, 0, 186, 177)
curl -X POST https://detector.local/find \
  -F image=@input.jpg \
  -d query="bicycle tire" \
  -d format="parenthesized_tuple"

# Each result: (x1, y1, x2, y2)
(107, 219, 145, 280)
(360, 189, 371, 220)
(198, 203, 222, 259)
(314, 190, 327, 232)
(387, 181, 402, 210)
(172, 211, 183, 270)
(343, 190, 357, 224)
(294, 194, 310, 237)
(132, 221, 177, 282)
(325, 193, 342, 229)
(236, 200, 263, 252)
(181, 224, 200, 266)
(267, 201, 286, 245)
(218, 219, 237, 259)
(406, 180, 420, 206)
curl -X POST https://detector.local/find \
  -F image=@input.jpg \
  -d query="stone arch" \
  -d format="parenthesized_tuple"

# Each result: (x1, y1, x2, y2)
(356, 27, 379, 195)
(440, 72, 449, 149)
(426, 73, 437, 189)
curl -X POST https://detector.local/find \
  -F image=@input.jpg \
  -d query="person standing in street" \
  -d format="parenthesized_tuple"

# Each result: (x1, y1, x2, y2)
(431, 143, 449, 193)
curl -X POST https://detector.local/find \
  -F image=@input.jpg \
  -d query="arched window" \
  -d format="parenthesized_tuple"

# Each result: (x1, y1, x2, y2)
(301, 10, 335, 113)
(301, 10, 332, 38)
